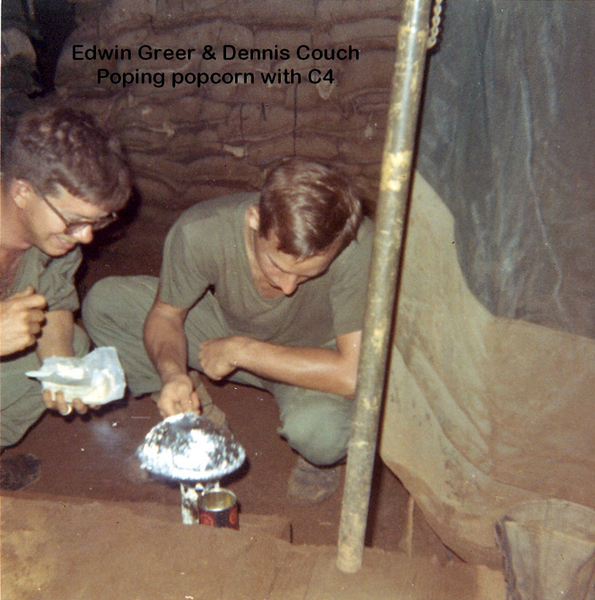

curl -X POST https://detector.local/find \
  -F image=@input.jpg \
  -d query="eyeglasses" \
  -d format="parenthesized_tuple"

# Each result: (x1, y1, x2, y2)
(38, 192, 118, 235)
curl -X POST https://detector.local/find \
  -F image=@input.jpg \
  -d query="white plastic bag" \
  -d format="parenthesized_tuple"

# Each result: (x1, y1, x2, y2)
(26, 346, 126, 405)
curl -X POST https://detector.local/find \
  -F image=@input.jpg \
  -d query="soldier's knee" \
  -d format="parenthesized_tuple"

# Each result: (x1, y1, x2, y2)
(280, 415, 349, 466)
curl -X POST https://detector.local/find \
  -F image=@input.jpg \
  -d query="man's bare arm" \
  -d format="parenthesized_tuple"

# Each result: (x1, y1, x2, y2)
(36, 308, 74, 359)
(199, 330, 362, 398)
(143, 293, 199, 417)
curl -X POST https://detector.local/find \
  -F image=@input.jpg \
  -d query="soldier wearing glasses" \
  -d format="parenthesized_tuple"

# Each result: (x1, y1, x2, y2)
(0, 104, 131, 489)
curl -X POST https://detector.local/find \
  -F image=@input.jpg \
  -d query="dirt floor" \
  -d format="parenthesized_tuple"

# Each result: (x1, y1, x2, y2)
(1, 494, 506, 600)
(1, 380, 508, 599)
(1, 376, 451, 554)
(1, 224, 507, 598)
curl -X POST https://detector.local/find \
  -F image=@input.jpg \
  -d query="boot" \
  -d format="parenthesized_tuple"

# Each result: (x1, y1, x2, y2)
(287, 456, 342, 505)
(0, 453, 42, 491)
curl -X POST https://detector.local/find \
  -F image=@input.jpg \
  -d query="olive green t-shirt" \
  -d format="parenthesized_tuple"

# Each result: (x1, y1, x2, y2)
(9, 246, 81, 312)
(159, 193, 373, 347)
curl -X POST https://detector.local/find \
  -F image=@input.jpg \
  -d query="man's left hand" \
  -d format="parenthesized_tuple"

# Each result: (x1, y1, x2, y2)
(198, 336, 243, 380)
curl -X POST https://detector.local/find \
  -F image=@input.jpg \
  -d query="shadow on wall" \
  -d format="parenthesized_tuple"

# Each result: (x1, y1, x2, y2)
(1, 0, 75, 150)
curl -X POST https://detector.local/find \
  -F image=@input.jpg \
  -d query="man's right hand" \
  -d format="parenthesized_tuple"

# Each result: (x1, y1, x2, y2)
(156, 373, 200, 418)
(0, 286, 47, 357)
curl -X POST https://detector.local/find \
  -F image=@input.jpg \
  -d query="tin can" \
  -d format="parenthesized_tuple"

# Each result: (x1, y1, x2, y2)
(198, 488, 239, 530)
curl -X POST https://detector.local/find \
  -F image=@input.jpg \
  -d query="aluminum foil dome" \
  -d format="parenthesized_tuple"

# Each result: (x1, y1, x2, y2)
(136, 413, 246, 482)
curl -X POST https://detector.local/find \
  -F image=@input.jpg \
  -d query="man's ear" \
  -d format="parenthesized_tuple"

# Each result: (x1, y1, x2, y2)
(246, 204, 260, 232)
(10, 179, 34, 209)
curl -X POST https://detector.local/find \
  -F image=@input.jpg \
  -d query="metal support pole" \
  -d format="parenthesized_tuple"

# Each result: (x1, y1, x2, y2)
(336, 0, 434, 574)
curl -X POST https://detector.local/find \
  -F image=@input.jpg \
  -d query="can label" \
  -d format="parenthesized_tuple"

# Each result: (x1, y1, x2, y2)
(198, 488, 239, 530)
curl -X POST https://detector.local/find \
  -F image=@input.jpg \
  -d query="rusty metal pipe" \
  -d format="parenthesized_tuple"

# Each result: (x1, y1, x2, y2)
(336, 0, 434, 574)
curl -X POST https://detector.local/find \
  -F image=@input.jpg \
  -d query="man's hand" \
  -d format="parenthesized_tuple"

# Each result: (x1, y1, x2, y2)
(198, 337, 242, 381)
(42, 389, 99, 416)
(0, 286, 47, 356)
(198, 331, 362, 398)
(156, 373, 200, 418)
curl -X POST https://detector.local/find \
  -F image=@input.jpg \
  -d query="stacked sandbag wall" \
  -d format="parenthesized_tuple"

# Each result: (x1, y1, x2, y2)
(54, 0, 403, 238)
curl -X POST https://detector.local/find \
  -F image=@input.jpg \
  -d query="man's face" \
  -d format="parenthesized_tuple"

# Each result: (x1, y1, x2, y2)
(253, 229, 339, 296)
(24, 185, 111, 257)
